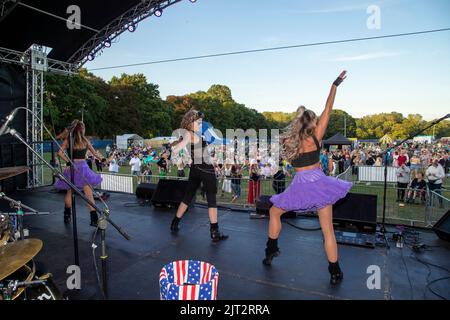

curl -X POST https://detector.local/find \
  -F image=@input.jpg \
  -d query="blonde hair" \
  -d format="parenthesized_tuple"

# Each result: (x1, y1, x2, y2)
(57, 120, 87, 149)
(281, 106, 318, 162)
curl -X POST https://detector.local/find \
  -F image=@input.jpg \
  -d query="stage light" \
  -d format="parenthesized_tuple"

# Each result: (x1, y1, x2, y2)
(104, 40, 111, 48)
(87, 54, 94, 61)
(127, 23, 136, 32)
(189, 0, 197, 2)
(154, 8, 163, 17)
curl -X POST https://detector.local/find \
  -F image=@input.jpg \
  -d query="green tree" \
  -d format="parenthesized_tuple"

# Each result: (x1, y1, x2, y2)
(325, 109, 356, 139)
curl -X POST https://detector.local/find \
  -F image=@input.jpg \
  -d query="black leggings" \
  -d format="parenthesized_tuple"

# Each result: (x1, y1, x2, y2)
(182, 164, 217, 208)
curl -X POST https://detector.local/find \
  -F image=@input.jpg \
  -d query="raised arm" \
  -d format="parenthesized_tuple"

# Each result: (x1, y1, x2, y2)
(85, 139, 103, 161)
(315, 71, 347, 141)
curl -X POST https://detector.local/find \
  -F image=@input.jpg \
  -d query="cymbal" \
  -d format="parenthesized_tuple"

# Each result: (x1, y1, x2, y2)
(0, 239, 43, 281)
(0, 166, 29, 181)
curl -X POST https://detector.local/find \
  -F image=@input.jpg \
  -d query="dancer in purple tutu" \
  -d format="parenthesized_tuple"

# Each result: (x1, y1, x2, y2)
(263, 71, 352, 286)
(55, 120, 103, 226)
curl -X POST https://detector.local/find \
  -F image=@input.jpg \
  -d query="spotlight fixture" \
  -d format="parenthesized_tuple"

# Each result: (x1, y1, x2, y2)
(127, 22, 136, 32)
(189, 0, 197, 2)
(154, 8, 163, 17)
(87, 54, 94, 61)
(104, 40, 111, 48)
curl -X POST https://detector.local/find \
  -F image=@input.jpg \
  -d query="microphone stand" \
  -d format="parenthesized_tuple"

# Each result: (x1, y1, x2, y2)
(379, 114, 449, 245)
(68, 128, 80, 267)
(2, 125, 131, 299)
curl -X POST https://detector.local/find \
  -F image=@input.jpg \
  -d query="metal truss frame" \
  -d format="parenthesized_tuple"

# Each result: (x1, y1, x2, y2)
(0, 0, 186, 187)
(69, 0, 183, 66)
(0, 45, 78, 188)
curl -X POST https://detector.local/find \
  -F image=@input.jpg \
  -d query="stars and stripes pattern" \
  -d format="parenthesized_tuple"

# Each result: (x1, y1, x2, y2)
(159, 260, 219, 300)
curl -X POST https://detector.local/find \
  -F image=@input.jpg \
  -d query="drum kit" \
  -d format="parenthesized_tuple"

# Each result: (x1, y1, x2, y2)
(0, 167, 62, 300)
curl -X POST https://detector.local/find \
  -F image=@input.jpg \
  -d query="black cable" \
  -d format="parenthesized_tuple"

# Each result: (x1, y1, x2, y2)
(283, 217, 321, 231)
(90, 227, 106, 300)
(426, 276, 450, 300)
(400, 247, 414, 299)
(89, 27, 450, 71)
(194, 202, 251, 213)
(409, 252, 450, 300)
(124, 201, 148, 207)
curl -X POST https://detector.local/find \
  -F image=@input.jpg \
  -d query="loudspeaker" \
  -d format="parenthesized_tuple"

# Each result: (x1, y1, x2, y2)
(433, 209, 450, 242)
(151, 179, 189, 208)
(255, 195, 296, 218)
(135, 183, 157, 200)
(332, 192, 377, 232)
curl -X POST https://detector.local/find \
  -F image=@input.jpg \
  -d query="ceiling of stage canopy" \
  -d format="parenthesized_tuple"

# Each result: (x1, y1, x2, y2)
(0, 0, 176, 64)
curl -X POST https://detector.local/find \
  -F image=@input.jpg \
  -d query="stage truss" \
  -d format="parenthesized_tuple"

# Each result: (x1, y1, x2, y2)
(69, 0, 183, 66)
(0, 0, 186, 187)
(0, 45, 78, 188)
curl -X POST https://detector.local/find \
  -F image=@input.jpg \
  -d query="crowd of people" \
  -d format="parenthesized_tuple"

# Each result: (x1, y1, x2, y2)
(82, 137, 449, 209)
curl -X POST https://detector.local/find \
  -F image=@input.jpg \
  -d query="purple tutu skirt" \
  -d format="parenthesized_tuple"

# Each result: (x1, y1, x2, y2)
(54, 161, 102, 190)
(270, 167, 352, 213)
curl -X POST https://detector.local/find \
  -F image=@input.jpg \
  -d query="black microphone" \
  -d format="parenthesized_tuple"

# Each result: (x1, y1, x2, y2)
(0, 108, 19, 136)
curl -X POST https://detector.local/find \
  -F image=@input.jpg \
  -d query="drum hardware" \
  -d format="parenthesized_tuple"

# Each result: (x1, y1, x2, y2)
(0, 279, 46, 300)
(2, 110, 130, 299)
(0, 192, 45, 241)
(0, 239, 62, 300)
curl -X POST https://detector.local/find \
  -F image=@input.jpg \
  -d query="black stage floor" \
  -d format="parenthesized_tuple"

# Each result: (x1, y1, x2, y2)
(2, 187, 450, 300)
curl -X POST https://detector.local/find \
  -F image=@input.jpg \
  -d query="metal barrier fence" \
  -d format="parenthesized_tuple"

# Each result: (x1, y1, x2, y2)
(357, 165, 397, 183)
(336, 166, 352, 182)
(426, 190, 450, 227)
(95, 170, 448, 228)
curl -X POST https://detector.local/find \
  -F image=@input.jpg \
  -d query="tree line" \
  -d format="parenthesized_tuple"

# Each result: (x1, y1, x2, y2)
(43, 70, 450, 140)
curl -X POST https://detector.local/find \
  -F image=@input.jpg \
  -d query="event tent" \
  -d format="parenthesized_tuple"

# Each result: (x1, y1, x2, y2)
(322, 133, 353, 150)
(116, 134, 144, 150)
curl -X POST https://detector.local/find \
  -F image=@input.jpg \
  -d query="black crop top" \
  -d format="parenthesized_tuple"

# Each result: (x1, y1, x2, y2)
(290, 135, 321, 168)
(70, 148, 87, 160)
(190, 132, 209, 165)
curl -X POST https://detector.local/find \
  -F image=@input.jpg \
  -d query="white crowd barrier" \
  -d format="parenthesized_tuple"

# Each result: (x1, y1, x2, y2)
(357, 165, 397, 183)
(99, 173, 134, 193)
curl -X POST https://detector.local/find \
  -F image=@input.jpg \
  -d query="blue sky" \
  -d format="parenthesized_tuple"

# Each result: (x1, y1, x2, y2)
(86, 0, 450, 120)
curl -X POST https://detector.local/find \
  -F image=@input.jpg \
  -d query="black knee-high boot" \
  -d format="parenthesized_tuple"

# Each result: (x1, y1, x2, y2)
(64, 207, 71, 223)
(170, 216, 181, 232)
(262, 237, 280, 266)
(90, 210, 98, 227)
(328, 261, 343, 285)
(210, 223, 228, 242)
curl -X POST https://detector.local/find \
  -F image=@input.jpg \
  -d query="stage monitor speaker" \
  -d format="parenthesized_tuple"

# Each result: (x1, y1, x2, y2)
(255, 195, 296, 219)
(432, 209, 450, 242)
(332, 192, 378, 233)
(135, 183, 157, 201)
(151, 179, 189, 208)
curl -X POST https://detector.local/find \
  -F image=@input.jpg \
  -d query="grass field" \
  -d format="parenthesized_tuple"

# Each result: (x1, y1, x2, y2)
(42, 149, 450, 227)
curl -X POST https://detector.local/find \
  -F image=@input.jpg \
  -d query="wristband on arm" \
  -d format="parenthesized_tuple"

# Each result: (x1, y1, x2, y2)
(333, 77, 344, 87)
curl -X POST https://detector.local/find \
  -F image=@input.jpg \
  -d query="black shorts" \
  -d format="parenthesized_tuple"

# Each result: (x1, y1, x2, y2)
(182, 164, 217, 208)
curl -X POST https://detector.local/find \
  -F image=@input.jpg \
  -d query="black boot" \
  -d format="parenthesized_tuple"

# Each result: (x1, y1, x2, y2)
(90, 211, 98, 227)
(328, 261, 344, 285)
(210, 223, 228, 242)
(170, 216, 181, 233)
(64, 207, 71, 224)
(262, 237, 280, 266)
